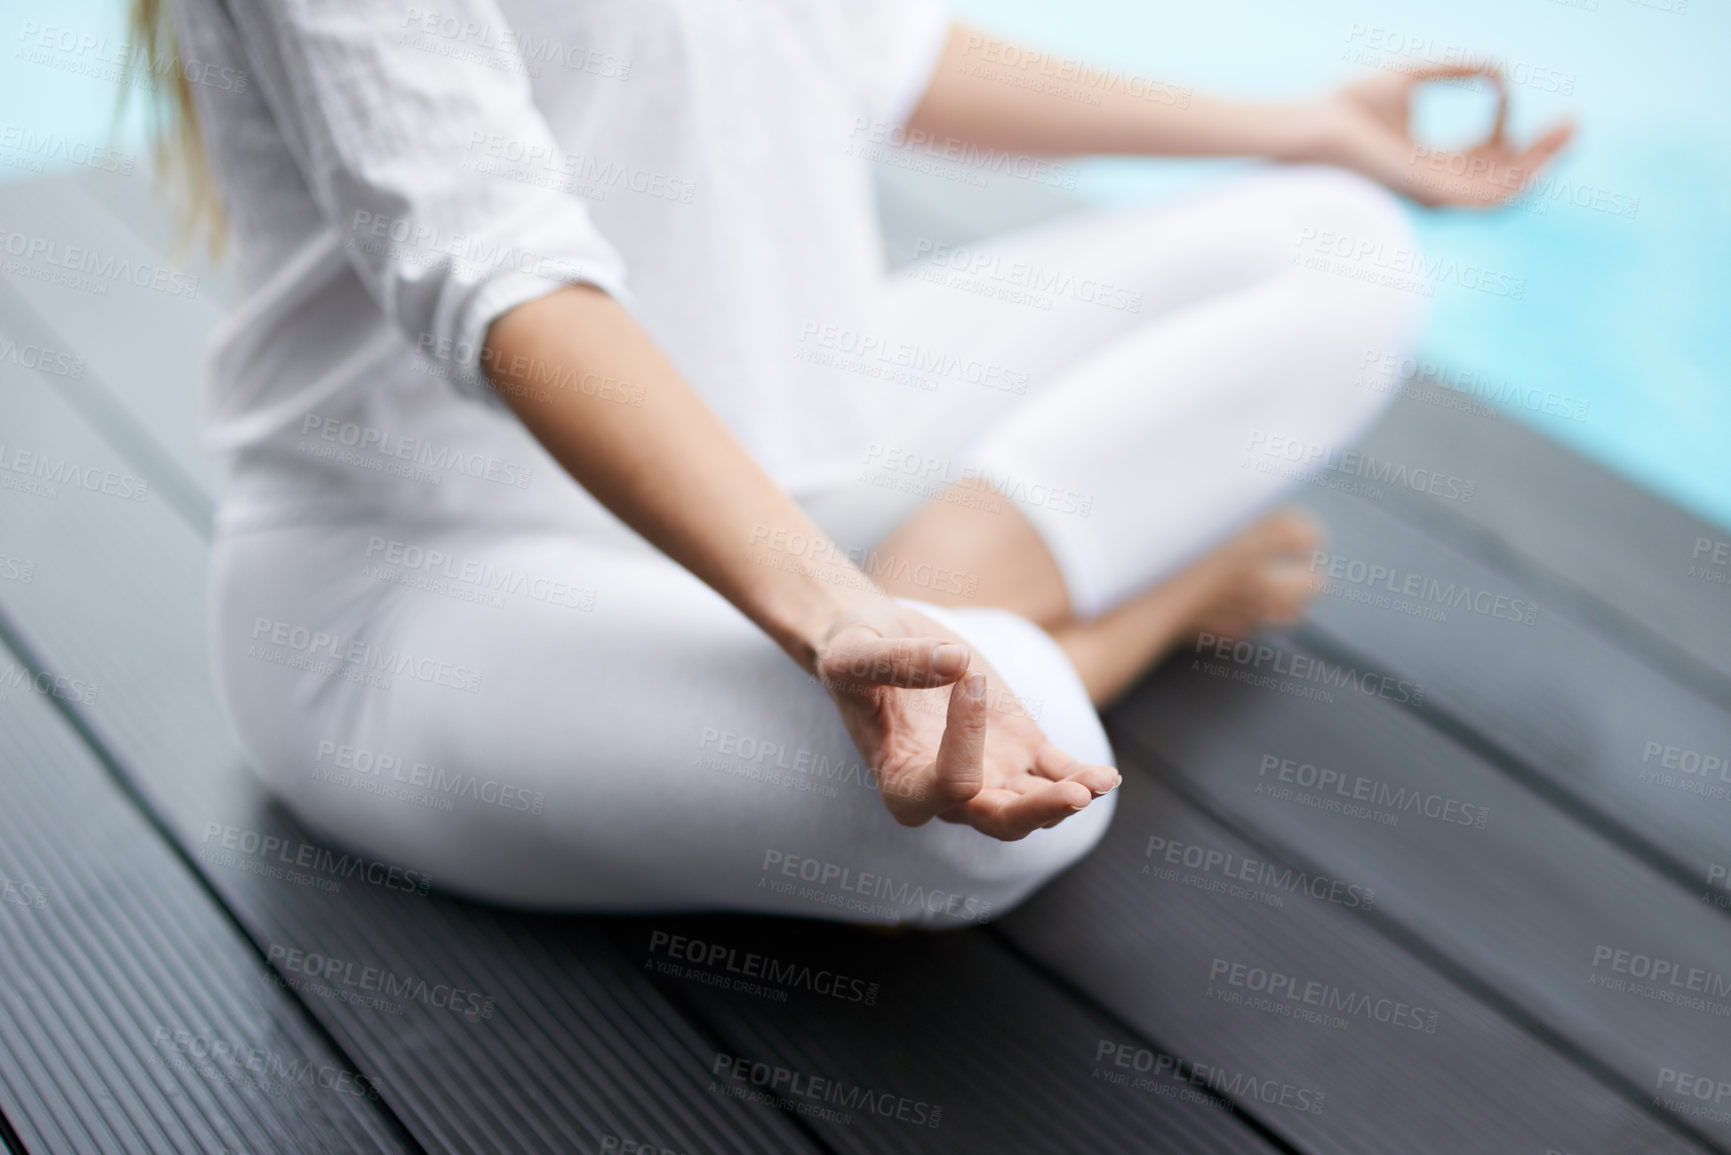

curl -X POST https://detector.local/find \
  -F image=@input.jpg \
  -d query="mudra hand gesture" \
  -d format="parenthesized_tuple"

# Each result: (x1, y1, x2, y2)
(813, 603, 1120, 841)
(1310, 63, 1575, 207)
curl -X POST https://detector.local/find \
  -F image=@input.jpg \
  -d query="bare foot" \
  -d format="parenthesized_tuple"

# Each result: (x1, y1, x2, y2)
(1052, 507, 1327, 706)
(1181, 507, 1326, 641)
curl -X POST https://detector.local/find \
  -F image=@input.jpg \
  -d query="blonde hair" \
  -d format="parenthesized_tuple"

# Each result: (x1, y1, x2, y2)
(124, 0, 225, 255)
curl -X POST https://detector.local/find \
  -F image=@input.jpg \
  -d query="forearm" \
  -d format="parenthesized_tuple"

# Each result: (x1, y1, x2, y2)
(483, 285, 885, 671)
(907, 24, 1330, 163)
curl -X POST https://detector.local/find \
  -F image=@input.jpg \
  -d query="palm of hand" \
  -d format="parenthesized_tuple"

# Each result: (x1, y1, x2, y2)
(815, 606, 1117, 842)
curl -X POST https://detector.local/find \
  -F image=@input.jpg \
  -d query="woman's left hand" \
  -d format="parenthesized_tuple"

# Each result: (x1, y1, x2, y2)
(1308, 64, 1575, 208)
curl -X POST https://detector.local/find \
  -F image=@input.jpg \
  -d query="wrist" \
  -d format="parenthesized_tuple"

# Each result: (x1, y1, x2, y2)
(1276, 98, 1350, 166)
(765, 570, 894, 676)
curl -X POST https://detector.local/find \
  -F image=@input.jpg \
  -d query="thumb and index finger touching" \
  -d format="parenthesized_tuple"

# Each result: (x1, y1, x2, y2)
(1401, 61, 1576, 164)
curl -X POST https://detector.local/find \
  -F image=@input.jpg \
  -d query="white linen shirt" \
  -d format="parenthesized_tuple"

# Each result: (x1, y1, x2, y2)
(172, 0, 951, 523)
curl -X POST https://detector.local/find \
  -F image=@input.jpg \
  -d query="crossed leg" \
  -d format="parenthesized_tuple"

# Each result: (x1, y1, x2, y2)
(881, 489, 1324, 705)
(836, 166, 1428, 705)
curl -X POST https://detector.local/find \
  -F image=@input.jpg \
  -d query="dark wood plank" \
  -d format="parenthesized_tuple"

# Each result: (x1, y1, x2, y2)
(1355, 391, 1731, 696)
(0, 637, 415, 1155)
(0, 305, 1277, 1154)
(994, 756, 1711, 1155)
(1109, 636, 1731, 1150)
(605, 914, 1283, 1155)
(1292, 485, 1731, 898)
(0, 355, 823, 1155)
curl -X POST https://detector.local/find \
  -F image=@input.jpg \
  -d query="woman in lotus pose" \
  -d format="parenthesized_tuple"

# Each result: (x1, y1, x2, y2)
(147, 0, 1567, 923)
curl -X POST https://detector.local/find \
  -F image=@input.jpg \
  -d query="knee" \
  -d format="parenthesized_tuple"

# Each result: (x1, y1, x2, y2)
(887, 603, 1119, 926)
(1275, 164, 1416, 257)
(1267, 166, 1429, 371)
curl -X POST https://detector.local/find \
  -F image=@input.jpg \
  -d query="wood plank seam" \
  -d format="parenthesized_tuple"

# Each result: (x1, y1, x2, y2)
(1292, 622, 1723, 911)
(0, 1106, 24, 1155)
(627, 953, 879, 1155)
(1352, 438, 1731, 715)
(0, 602, 430, 1155)
(979, 924, 1310, 1155)
(1108, 723, 1731, 1155)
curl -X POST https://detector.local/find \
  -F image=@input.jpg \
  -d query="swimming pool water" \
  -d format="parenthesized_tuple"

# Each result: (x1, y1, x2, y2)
(6, 0, 1727, 528)
(951, 0, 1731, 531)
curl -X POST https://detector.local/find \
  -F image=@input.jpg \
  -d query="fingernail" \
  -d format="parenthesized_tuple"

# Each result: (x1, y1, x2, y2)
(964, 672, 986, 700)
(1092, 772, 1122, 797)
(932, 643, 969, 677)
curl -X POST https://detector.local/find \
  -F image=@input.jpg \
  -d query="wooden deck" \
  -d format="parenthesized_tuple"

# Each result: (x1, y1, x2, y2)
(1, 164, 1728, 1154)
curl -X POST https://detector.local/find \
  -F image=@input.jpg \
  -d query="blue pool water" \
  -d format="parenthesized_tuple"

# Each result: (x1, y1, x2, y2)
(6, 0, 1727, 528)
(949, 0, 1731, 530)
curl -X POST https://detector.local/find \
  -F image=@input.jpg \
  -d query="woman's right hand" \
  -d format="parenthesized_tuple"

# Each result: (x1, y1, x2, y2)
(812, 602, 1120, 841)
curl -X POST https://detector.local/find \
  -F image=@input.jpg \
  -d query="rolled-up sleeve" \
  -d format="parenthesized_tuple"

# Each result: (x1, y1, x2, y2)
(835, 0, 952, 129)
(224, 0, 630, 403)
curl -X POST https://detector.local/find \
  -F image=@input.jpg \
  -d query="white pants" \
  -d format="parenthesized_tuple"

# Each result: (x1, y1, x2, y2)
(209, 167, 1424, 926)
